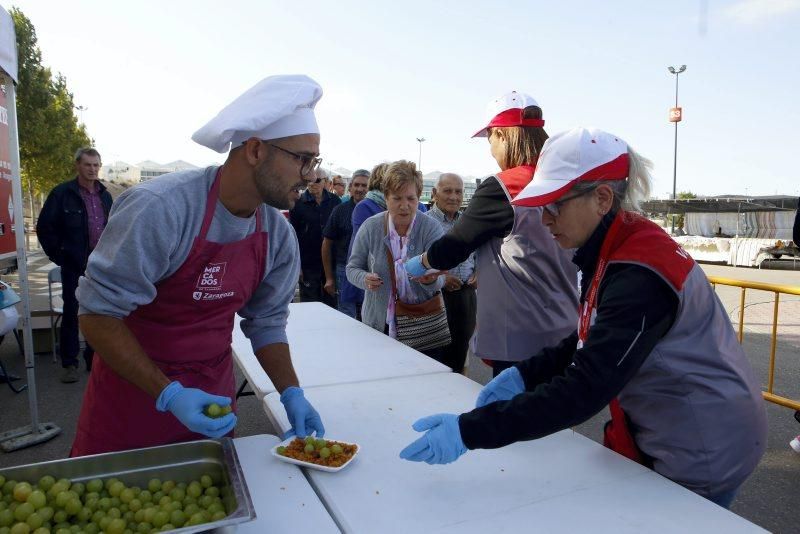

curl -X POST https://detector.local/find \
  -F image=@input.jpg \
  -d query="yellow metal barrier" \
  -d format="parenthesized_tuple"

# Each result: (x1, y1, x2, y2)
(708, 276, 800, 411)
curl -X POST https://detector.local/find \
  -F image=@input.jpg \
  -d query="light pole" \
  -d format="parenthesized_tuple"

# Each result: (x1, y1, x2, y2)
(668, 64, 686, 234)
(416, 137, 425, 172)
(74, 105, 88, 123)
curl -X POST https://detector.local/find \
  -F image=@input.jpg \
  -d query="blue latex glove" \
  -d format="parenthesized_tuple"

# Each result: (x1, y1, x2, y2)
(404, 254, 427, 277)
(280, 386, 325, 439)
(155, 381, 237, 438)
(475, 366, 525, 408)
(399, 413, 467, 465)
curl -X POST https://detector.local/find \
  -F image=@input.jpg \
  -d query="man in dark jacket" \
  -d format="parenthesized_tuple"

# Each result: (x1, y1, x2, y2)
(37, 148, 113, 382)
(289, 168, 340, 307)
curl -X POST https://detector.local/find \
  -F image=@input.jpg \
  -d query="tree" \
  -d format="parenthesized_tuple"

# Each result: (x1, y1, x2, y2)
(10, 8, 91, 212)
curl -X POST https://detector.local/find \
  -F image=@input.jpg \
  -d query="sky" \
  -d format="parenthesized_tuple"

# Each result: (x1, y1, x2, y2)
(3, 0, 800, 197)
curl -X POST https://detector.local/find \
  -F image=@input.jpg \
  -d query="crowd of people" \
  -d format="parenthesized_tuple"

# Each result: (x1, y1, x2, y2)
(34, 74, 777, 510)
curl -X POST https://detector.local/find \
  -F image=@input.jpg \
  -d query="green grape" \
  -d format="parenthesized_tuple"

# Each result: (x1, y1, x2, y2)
(136, 522, 151, 534)
(151, 510, 169, 528)
(204, 403, 222, 418)
(137, 491, 152, 504)
(109, 497, 121, 509)
(12, 483, 33, 504)
(157, 496, 171, 507)
(25, 511, 43, 530)
(77, 506, 92, 522)
(119, 488, 136, 505)
(187, 512, 206, 526)
(211, 510, 226, 521)
(206, 502, 224, 515)
(151, 492, 163, 503)
(168, 488, 185, 503)
(160, 481, 175, 495)
(147, 479, 161, 494)
(70, 482, 85, 497)
(142, 507, 156, 524)
(54, 480, 71, 492)
(123, 510, 134, 522)
(107, 507, 121, 519)
(198, 495, 213, 509)
(186, 483, 202, 499)
(104, 479, 118, 491)
(106, 518, 126, 534)
(108, 482, 124, 498)
(304, 444, 315, 454)
(14, 502, 35, 522)
(24, 492, 45, 511)
(304, 436, 315, 446)
(35, 508, 52, 523)
(52, 510, 67, 524)
(32, 528, 49, 534)
(119, 504, 129, 514)
(54, 528, 70, 534)
(0, 477, 5, 491)
(9, 523, 31, 534)
(91, 510, 104, 524)
(169, 509, 186, 527)
(331, 444, 343, 455)
(128, 499, 142, 513)
(199, 475, 213, 489)
(168, 502, 182, 512)
(182, 496, 196, 508)
(2, 482, 16, 496)
(0, 502, 5, 512)
(220, 404, 232, 416)
(276, 446, 287, 455)
(314, 439, 327, 450)
(0, 509, 13, 527)
(204, 486, 219, 499)
(64, 498, 81, 516)
(319, 447, 331, 459)
(35, 478, 53, 494)
(84, 523, 100, 534)
(85, 479, 103, 494)
(98, 516, 112, 531)
(182, 504, 199, 518)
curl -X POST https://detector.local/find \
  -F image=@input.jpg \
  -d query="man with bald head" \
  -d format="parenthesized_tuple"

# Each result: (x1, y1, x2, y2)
(426, 173, 477, 373)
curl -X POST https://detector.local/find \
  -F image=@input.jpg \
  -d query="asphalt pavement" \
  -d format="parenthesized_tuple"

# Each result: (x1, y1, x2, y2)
(0, 258, 798, 532)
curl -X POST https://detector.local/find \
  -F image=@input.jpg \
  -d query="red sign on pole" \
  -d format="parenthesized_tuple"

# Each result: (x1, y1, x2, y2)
(0, 78, 18, 265)
(669, 107, 683, 123)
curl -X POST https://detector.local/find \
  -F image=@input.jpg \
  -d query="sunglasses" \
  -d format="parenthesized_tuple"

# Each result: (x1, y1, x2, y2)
(543, 187, 596, 217)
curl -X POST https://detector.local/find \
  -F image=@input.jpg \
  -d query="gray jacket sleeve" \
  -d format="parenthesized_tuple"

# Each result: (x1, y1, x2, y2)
(238, 211, 301, 351)
(78, 188, 179, 318)
(346, 221, 372, 290)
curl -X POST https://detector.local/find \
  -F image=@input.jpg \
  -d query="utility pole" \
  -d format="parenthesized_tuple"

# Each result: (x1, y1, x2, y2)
(416, 137, 425, 172)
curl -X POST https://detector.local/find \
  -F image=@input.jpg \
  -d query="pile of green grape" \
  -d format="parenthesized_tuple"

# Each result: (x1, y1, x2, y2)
(0, 472, 229, 534)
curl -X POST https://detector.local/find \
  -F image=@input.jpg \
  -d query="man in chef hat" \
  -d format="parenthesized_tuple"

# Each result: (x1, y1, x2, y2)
(71, 75, 326, 456)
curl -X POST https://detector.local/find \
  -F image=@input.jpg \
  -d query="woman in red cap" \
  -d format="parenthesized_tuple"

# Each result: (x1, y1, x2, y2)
(405, 92, 578, 376)
(401, 127, 767, 509)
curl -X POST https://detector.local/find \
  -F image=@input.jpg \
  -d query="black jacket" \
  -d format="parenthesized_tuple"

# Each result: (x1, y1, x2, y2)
(37, 178, 113, 271)
(459, 212, 679, 450)
(289, 189, 341, 270)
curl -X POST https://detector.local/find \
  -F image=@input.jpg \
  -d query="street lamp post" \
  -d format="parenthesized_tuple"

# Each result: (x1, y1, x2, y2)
(416, 137, 425, 172)
(668, 64, 686, 234)
(74, 105, 88, 123)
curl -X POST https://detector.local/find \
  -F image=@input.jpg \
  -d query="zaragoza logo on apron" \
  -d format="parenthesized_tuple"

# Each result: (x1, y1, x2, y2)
(193, 262, 235, 301)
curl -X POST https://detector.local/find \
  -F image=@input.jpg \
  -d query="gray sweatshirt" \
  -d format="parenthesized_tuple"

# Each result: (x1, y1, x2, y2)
(77, 166, 300, 352)
(347, 211, 444, 333)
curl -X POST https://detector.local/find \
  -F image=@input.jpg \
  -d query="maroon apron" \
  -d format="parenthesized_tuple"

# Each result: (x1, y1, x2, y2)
(579, 213, 645, 465)
(71, 171, 267, 456)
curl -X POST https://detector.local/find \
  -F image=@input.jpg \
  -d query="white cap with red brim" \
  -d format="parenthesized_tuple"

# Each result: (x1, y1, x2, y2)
(471, 90, 544, 138)
(512, 127, 630, 207)
(192, 74, 323, 153)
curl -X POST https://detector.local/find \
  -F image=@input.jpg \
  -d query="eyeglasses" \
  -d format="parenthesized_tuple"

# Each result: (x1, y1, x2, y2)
(543, 188, 596, 217)
(264, 142, 322, 177)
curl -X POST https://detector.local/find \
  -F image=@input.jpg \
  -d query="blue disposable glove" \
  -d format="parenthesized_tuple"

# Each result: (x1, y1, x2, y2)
(280, 386, 325, 439)
(404, 254, 427, 277)
(475, 366, 525, 408)
(155, 381, 237, 438)
(399, 413, 467, 465)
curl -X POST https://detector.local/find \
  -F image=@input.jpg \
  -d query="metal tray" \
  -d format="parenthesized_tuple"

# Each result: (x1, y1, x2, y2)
(0, 438, 255, 533)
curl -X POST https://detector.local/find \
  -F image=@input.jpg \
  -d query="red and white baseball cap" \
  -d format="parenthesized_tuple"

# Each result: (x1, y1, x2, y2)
(512, 128, 629, 207)
(471, 91, 545, 138)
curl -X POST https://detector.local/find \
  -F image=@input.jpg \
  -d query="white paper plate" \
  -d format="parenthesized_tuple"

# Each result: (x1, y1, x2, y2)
(270, 437, 359, 472)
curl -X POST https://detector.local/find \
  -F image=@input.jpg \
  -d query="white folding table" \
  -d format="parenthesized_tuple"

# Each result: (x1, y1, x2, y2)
(234, 434, 340, 533)
(231, 302, 450, 398)
(262, 373, 765, 533)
